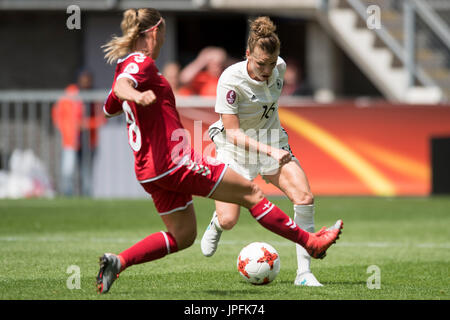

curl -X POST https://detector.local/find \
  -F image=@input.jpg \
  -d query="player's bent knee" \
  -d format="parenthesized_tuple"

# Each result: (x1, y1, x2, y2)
(243, 182, 265, 209)
(215, 202, 240, 230)
(251, 182, 264, 199)
(292, 191, 314, 206)
(175, 230, 197, 250)
(169, 225, 197, 251)
(184, 232, 197, 249)
(219, 214, 238, 230)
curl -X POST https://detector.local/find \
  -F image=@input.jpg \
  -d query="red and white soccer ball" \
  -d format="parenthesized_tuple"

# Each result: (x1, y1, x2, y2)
(237, 242, 280, 285)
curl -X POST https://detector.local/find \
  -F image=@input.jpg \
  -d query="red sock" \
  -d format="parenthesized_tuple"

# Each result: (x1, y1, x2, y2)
(249, 198, 310, 247)
(118, 231, 178, 272)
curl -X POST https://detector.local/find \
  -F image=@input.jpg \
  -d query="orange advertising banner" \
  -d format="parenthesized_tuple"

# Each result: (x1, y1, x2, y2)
(178, 103, 450, 196)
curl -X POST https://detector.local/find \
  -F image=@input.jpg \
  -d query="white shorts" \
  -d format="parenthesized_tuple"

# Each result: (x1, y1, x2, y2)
(215, 143, 296, 181)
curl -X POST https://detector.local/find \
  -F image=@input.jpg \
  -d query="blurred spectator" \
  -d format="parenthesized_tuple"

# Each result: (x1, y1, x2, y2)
(282, 59, 313, 96)
(162, 62, 182, 95)
(178, 46, 228, 97)
(52, 70, 105, 197)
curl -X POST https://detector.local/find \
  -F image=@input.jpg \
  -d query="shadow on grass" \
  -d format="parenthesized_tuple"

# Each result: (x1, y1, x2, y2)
(202, 289, 262, 296)
(277, 280, 366, 286)
(320, 281, 366, 286)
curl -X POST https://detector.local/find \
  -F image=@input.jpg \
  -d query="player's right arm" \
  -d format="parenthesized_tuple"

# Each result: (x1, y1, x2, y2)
(114, 78, 156, 106)
(221, 113, 291, 165)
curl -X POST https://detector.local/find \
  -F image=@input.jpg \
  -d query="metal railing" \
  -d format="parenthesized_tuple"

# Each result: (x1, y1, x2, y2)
(321, 0, 449, 100)
(423, 0, 450, 11)
(346, 0, 440, 88)
(0, 90, 108, 198)
(412, 0, 450, 49)
(0, 90, 221, 198)
(0, 0, 198, 11)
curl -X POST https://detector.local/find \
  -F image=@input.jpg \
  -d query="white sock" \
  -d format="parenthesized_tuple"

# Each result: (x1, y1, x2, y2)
(294, 204, 315, 274)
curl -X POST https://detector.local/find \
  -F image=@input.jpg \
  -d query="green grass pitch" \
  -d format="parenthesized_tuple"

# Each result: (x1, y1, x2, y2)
(0, 196, 449, 300)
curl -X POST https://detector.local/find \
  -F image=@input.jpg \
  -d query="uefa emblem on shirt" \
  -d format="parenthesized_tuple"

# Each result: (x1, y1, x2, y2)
(226, 90, 236, 104)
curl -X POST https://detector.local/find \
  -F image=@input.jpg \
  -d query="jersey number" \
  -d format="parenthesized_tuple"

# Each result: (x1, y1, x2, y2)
(261, 103, 275, 120)
(123, 101, 142, 152)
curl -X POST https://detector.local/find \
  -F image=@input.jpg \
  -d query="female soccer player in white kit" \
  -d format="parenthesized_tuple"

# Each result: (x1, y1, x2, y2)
(201, 16, 324, 286)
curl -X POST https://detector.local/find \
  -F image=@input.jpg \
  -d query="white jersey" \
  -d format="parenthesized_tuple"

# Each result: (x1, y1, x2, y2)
(209, 57, 292, 179)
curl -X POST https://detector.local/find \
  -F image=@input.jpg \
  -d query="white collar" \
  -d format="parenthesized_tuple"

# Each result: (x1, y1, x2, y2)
(117, 52, 146, 64)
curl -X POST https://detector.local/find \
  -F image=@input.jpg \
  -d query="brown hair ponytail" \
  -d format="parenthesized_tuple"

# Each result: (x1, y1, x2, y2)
(247, 16, 280, 55)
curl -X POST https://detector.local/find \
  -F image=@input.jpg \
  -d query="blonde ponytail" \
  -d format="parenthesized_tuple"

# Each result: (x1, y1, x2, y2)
(103, 8, 162, 64)
(247, 16, 280, 55)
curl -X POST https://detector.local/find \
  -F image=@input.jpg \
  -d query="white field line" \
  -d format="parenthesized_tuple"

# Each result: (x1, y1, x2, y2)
(0, 236, 449, 249)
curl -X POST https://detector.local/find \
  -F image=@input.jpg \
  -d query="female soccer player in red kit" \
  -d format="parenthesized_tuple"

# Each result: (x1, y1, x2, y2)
(97, 8, 343, 294)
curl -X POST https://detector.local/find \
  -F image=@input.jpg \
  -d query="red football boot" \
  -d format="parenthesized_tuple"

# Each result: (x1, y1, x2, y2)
(305, 220, 343, 259)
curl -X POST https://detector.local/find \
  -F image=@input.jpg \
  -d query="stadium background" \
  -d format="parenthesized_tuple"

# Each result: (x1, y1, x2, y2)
(0, 0, 449, 199)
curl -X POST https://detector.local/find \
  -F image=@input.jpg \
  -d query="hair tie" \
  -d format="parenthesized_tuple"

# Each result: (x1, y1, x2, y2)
(141, 18, 163, 34)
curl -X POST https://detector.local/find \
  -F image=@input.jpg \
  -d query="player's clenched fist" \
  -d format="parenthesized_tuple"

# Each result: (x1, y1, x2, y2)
(269, 148, 292, 166)
(135, 90, 156, 106)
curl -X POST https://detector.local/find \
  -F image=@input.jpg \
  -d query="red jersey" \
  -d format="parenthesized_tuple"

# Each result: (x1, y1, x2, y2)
(103, 52, 189, 182)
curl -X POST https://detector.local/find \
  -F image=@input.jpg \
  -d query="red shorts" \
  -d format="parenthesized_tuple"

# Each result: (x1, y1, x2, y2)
(140, 152, 227, 215)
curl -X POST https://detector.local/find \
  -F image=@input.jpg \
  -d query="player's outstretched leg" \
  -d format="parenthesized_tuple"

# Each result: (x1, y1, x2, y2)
(210, 168, 343, 259)
(96, 230, 179, 294)
(248, 198, 343, 259)
(96, 205, 195, 294)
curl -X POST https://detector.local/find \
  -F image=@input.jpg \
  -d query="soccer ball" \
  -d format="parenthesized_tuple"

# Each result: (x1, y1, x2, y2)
(237, 242, 280, 285)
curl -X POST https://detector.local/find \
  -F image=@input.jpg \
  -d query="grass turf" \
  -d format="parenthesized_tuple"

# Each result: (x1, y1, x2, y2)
(0, 196, 449, 300)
